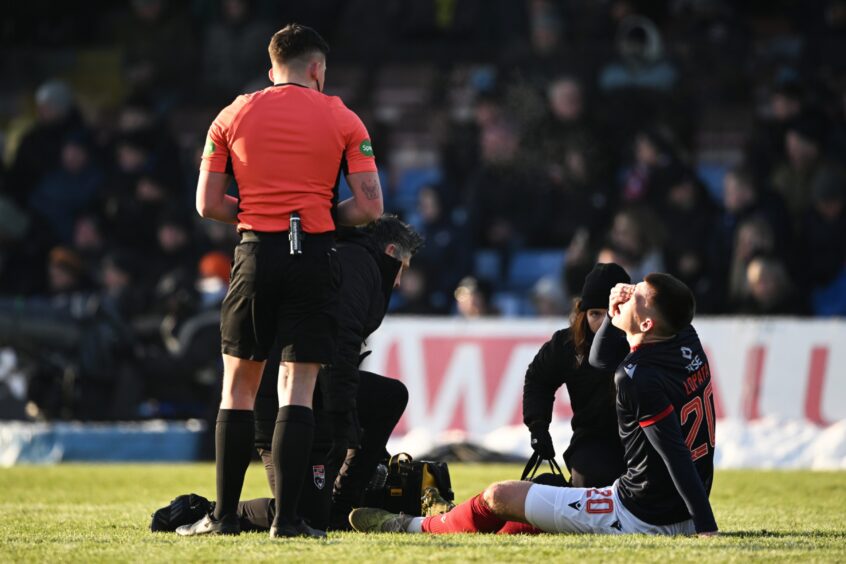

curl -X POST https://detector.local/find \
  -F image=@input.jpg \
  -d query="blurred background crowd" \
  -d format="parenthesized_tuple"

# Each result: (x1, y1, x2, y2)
(1, 0, 845, 420)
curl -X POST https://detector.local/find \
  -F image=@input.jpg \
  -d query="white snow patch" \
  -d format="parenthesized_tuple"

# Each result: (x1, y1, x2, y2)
(389, 418, 846, 469)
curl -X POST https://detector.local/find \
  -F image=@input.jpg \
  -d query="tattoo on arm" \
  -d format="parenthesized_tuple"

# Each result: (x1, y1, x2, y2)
(361, 179, 380, 200)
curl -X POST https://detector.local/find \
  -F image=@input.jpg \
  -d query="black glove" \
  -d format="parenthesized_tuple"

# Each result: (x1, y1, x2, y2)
(528, 422, 555, 459)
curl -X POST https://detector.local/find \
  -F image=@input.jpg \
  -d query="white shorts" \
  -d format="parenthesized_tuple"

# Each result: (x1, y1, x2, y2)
(524, 481, 695, 535)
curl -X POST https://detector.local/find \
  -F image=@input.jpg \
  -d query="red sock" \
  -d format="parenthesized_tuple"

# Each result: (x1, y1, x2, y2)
(496, 521, 542, 535)
(421, 493, 505, 534)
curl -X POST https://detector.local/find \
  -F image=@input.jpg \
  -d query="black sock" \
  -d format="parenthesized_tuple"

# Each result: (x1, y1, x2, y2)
(213, 409, 254, 520)
(271, 405, 315, 526)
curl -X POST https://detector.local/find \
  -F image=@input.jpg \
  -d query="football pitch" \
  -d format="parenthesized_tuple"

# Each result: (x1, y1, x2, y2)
(0, 464, 844, 563)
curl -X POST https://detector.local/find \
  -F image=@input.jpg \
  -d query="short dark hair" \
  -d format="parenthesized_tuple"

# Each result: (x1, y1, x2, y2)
(365, 214, 424, 259)
(268, 24, 329, 67)
(644, 272, 695, 336)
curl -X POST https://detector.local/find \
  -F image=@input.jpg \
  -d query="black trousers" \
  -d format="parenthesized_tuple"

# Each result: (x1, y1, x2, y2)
(565, 436, 626, 488)
(237, 371, 408, 530)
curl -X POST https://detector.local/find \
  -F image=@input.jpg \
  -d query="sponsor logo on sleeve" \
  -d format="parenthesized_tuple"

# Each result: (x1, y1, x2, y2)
(203, 139, 215, 157)
(359, 139, 374, 157)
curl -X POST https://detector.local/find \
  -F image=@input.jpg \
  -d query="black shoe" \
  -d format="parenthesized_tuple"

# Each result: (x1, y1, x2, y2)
(150, 494, 214, 532)
(176, 513, 239, 536)
(269, 519, 327, 539)
(327, 503, 353, 532)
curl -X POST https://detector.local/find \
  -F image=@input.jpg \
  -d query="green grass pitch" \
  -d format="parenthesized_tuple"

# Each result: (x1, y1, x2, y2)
(0, 463, 844, 562)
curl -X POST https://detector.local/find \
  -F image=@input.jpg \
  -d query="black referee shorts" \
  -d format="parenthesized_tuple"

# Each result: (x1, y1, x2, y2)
(220, 230, 340, 364)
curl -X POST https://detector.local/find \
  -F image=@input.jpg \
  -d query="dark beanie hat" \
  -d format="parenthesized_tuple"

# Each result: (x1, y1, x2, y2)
(579, 263, 631, 311)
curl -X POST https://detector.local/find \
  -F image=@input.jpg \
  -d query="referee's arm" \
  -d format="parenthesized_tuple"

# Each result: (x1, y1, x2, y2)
(196, 170, 239, 224)
(337, 171, 384, 226)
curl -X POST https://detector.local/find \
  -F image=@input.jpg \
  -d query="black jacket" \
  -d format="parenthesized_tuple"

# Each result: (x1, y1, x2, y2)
(255, 229, 402, 447)
(331, 229, 400, 375)
(522, 327, 621, 459)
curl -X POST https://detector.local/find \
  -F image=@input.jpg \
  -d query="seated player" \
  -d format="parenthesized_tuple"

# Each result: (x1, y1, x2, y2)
(349, 273, 718, 536)
(523, 263, 629, 488)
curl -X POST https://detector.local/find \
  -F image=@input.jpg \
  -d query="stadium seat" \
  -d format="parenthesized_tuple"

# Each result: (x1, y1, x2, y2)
(393, 166, 442, 214)
(492, 291, 528, 317)
(697, 162, 728, 203)
(507, 250, 566, 292)
(474, 249, 502, 285)
(811, 266, 846, 316)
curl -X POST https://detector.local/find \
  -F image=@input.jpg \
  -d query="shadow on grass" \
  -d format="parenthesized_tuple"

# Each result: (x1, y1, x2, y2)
(720, 530, 846, 539)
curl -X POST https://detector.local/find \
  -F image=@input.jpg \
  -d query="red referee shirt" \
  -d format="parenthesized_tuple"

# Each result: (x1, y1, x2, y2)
(201, 83, 377, 233)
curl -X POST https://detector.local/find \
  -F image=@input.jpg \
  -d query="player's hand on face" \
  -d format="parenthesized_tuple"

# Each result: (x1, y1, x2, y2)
(609, 283, 635, 317)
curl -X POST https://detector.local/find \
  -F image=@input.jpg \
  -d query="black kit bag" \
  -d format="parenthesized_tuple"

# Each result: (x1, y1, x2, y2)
(521, 451, 570, 487)
(150, 493, 213, 532)
(362, 453, 455, 516)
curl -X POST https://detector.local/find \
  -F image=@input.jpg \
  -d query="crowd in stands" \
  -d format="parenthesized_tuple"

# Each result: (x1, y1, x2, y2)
(1, 0, 846, 419)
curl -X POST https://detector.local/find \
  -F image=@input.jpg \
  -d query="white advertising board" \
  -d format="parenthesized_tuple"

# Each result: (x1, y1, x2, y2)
(363, 317, 846, 468)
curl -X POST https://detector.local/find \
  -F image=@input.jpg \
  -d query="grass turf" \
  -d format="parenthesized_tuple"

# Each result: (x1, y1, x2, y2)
(0, 464, 844, 562)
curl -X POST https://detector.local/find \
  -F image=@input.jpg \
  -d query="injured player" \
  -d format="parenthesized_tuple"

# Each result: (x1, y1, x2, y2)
(349, 273, 718, 536)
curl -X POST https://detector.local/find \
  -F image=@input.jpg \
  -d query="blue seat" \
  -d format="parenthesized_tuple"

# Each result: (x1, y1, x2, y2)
(697, 162, 728, 204)
(507, 250, 566, 291)
(394, 167, 442, 214)
(474, 250, 502, 284)
(492, 291, 527, 317)
(812, 266, 846, 316)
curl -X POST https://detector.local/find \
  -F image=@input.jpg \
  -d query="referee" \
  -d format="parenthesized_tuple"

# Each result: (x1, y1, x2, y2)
(179, 24, 383, 538)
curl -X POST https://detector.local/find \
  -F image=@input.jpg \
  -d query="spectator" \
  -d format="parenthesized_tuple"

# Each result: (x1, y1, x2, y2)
(621, 127, 681, 205)
(454, 276, 499, 318)
(5, 80, 85, 205)
(465, 119, 539, 249)
(28, 132, 104, 244)
(605, 207, 664, 282)
(656, 167, 718, 304)
(772, 113, 826, 230)
(744, 78, 805, 187)
(0, 196, 40, 295)
(390, 266, 441, 315)
(46, 246, 89, 299)
(599, 15, 679, 93)
(408, 185, 471, 310)
(100, 252, 147, 320)
(150, 210, 199, 305)
(739, 255, 807, 315)
(114, 0, 195, 107)
(73, 213, 107, 280)
(531, 76, 613, 247)
(197, 251, 231, 308)
(728, 216, 778, 310)
(530, 275, 568, 317)
(202, 0, 274, 102)
(709, 166, 791, 306)
(112, 96, 184, 191)
(795, 166, 846, 291)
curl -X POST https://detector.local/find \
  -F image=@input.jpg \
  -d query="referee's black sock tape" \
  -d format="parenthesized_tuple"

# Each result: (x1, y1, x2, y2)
(213, 409, 254, 521)
(271, 405, 315, 525)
